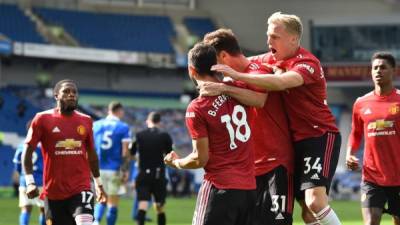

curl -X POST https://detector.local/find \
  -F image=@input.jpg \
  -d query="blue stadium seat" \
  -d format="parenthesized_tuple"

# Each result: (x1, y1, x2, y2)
(0, 145, 15, 186)
(34, 7, 175, 53)
(0, 4, 45, 43)
(0, 89, 39, 135)
(183, 17, 216, 38)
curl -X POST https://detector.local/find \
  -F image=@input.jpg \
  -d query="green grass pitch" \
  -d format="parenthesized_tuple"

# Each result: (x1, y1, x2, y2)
(0, 193, 394, 225)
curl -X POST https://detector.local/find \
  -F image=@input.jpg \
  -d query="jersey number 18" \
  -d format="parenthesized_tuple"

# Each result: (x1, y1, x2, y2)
(221, 105, 251, 150)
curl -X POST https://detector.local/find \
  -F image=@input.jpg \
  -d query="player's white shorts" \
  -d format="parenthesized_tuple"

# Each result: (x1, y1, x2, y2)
(100, 170, 125, 196)
(19, 186, 44, 208)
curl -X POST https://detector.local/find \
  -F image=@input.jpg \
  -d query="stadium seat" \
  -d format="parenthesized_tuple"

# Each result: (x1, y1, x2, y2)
(183, 17, 216, 38)
(34, 7, 175, 53)
(0, 4, 45, 43)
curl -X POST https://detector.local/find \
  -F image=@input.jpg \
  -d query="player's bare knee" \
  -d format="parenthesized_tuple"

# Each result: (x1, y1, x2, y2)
(107, 195, 119, 206)
(138, 201, 149, 210)
(75, 214, 94, 225)
(305, 188, 328, 213)
(154, 203, 164, 213)
(393, 215, 400, 225)
(21, 206, 33, 213)
(364, 217, 380, 225)
(363, 210, 381, 225)
(304, 196, 325, 213)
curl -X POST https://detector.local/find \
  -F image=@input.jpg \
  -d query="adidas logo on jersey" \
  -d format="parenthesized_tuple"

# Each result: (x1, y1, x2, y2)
(85, 204, 92, 210)
(311, 173, 320, 180)
(52, 127, 60, 133)
(364, 108, 372, 115)
(275, 213, 284, 220)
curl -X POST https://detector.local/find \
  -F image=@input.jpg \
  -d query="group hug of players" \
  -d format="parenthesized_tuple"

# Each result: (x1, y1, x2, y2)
(17, 11, 399, 225)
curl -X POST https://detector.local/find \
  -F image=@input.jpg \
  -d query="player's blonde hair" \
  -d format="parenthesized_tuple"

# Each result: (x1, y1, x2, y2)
(268, 11, 303, 39)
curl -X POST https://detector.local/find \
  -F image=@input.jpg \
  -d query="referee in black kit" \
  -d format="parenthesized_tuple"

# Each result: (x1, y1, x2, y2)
(131, 111, 173, 225)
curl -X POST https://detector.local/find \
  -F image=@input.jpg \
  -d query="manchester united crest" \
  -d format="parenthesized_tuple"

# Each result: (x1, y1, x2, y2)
(388, 104, 400, 115)
(77, 125, 86, 135)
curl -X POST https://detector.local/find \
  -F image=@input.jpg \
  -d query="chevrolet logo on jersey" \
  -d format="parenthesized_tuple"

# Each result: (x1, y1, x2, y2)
(55, 139, 82, 149)
(367, 120, 394, 131)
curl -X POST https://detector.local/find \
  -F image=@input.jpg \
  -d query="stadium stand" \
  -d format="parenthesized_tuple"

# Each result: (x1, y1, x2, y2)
(34, 7, 176, 53)
(0, 88, 40, 186)
(0, 89, 39, 135)
(0, 145, 15, 186)
(183, 17, 216, 38)
(0, 4, 45, 43)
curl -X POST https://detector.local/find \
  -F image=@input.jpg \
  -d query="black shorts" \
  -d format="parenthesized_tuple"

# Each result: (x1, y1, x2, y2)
(294, 132, 341, 200)
(361, 181, 400, 217)
(45, 190, 94, 225)
(192, 180, 256, 225)
(135, 168, 167, 205)
(254, 165, 294, 225)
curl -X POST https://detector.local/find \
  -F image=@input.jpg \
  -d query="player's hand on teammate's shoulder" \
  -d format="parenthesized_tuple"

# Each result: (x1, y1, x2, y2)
(346, 154, 359, 171)
(26, 183, 39, 199)
(261, 63, 285, 75)
(95, 184, 107, 204)
(211, 64, 240, 80)
(198, 82, 225, 97)
(164, 151, 179, 168)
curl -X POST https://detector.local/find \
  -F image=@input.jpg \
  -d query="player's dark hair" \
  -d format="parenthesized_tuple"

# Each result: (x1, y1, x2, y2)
(148, 111, 161, 124)
(188, 42, 218, 77)
(53, 79, 77, 95)
(372, 52, 396, 68)
(108, 101, 123, 113)
(203, 28, 242, 56)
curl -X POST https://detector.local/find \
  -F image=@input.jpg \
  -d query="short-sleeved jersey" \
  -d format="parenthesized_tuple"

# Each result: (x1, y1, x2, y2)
(93, 115, 132, 171)
(185, 91, 256, 190)
(250, 47, 338, 141)
(25, 108, 95, 200)
(13, 143, 43, 187)
(348, 89, 400, 186)
(244, 63, 294, 175)
(131, 127, 173, 170)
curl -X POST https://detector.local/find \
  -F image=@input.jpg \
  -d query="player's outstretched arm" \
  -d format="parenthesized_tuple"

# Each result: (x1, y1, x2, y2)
(164, 138, 209, 169)
(211, 64, 304, 91)
(198, 82, 267, 108)
(87, 148, 107, 203)
(22, 144, 39, 199)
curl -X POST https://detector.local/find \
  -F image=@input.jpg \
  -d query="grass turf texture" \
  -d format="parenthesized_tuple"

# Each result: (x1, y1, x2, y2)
(0, 189, 394, 225)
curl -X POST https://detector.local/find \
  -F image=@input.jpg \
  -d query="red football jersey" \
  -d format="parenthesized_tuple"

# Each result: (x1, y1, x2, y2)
(244, 63, 294, 175)
(26, 109, 95, 200)
(348, 89, 400, 186)
(250, 47, 338, 141)
(185, 91, 256, 190)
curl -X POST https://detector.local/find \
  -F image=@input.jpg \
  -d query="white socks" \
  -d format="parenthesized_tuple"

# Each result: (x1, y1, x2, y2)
(306, 222, 321, 225)
(314, 206, 341, 225)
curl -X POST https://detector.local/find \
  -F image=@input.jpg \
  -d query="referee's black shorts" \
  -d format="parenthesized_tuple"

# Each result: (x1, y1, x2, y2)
(135, 167, 167, 206)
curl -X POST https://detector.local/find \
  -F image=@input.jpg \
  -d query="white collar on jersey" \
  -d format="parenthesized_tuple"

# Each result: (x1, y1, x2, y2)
(106, 114, 120, 121)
